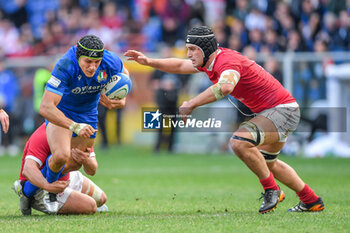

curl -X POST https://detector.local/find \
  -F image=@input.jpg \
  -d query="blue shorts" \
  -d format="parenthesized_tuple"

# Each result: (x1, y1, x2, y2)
(45, 119, 97, 139)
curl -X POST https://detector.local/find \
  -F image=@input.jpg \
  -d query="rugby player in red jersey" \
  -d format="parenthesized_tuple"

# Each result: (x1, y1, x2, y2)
(124, 26, 324, 213)
(13, 123, 107, 215)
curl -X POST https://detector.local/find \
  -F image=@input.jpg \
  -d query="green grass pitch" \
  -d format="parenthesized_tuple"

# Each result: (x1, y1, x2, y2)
(0, 145, 349, 233)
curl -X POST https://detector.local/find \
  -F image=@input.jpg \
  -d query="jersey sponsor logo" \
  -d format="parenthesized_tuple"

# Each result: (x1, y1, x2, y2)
(47, 76, 61, 88)
(71, 84, 107, 95)
(71, 74, 119, 95)
(98, 70, 108, 82)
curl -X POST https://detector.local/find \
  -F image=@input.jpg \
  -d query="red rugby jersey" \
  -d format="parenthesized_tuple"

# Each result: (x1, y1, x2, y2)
(197, 48, 295, 113)
(18, 123, 95, 181)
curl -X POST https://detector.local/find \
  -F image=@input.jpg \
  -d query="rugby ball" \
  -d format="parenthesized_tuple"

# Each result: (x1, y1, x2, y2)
(101, 73, 132, 99)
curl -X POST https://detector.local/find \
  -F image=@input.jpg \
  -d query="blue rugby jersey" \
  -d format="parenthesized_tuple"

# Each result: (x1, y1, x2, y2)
(45, 46, 124, 125)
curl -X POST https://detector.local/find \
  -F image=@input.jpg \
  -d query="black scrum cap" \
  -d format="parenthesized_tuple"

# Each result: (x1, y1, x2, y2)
(76, 35, 104, 61)
(186, 26, 218, 67)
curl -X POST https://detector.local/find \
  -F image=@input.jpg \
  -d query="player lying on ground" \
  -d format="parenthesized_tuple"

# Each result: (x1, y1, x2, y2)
(125, 26, 324, 213)
(12, 123, 107, 215)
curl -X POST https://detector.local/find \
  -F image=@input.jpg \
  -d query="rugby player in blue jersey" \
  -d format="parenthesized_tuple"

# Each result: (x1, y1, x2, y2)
(26, 35, 128, 209)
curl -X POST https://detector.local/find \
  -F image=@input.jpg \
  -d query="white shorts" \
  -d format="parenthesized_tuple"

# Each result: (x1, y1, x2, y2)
(57, 171, 84, 210)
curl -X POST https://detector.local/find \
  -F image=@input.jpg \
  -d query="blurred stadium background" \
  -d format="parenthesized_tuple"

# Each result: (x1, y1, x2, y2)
(1, 1, 350, 231)
(0, 0, 350, 157)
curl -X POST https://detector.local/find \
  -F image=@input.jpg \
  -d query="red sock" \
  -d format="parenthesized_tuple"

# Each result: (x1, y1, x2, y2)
(259, 172, 279, 191)
(297, 184, 319, 204)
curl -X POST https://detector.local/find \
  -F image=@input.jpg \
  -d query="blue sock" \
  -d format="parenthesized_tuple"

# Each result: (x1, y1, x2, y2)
(23, 165, 47, 197)
(46, 155, 65, 183)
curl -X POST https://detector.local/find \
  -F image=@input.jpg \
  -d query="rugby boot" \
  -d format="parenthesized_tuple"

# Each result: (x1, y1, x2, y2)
(42, 191, 59, 214)
(96, 204, 109, 213)
(259, 188, 285, 213)
(12, 180, 32, 215)
(288, 197, 324, 212)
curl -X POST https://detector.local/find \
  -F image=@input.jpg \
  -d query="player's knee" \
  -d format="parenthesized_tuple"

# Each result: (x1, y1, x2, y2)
(89, 201, 97, 214)
(99, 192, 107, 206)
(229, 137, 237, 150)
(266, 160, 277, 171)
(52, 148, 71, 165)
(84, 198, 97, 214)
(230, 137, 252, 157)
(260, 150, 279, 165)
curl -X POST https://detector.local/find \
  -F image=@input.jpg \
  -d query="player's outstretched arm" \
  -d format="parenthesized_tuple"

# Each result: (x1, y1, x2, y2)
(179, 83, 234, 122)
(22, 159, 69, 193)
(0, 109, 9, 133)
(124, 50, 198, 74)
(180, 69, 238, 120)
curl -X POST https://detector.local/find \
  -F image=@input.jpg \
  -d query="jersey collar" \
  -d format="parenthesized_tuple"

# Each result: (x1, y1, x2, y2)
(207, 49, 222, 71)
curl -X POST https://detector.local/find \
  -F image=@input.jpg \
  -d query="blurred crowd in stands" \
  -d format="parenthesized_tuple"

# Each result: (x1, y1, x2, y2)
(1, 0, 350, 154)
(0, 0, 350, 57)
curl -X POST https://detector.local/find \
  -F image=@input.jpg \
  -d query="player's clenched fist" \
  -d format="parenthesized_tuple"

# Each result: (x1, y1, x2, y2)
(44, 180, 70, 194)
